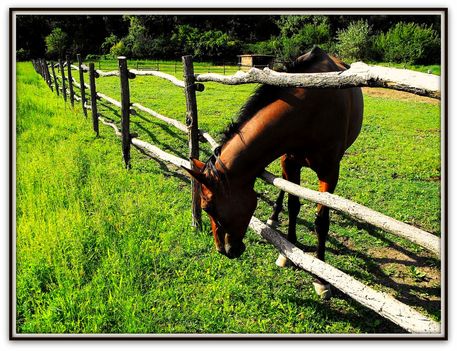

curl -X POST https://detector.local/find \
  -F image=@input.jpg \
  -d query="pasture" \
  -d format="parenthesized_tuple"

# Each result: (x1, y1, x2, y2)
(15, 60, 441, 334)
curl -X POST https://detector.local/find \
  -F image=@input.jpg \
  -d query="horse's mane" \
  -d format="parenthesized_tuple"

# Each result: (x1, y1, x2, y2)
(219, 84, 279, 145)
(218, 46, 339, 146)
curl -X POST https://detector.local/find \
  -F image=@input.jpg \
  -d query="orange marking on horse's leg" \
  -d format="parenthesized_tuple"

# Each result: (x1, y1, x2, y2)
(317, 180, 333, 215)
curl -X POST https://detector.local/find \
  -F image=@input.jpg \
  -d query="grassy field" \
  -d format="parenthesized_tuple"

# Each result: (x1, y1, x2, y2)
(15, 61, 442, 334)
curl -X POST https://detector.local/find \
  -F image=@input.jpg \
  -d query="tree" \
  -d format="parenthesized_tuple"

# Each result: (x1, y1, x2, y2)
(336, 20, 373, 62)
(101, 33, 118, 55)
(274, 16, 332, 62)
(45, 27, 68, 58)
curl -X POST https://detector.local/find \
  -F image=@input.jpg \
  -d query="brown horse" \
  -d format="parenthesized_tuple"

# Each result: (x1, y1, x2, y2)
(182, 46, 363, 297)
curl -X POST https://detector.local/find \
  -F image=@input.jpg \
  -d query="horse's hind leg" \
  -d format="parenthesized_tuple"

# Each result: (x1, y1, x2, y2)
(267, 190, 284, 228)
(313, 165, 339, 299)
(275, 157, 301, 267)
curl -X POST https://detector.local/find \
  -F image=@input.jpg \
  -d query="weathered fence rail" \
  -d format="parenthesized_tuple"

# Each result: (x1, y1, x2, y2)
(33, 55, 442, 334)
(196, 62, 440, 99)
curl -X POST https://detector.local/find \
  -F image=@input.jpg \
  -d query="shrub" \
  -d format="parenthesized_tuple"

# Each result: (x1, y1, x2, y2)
(170, 24, 200, 57)
(171, 25, 240, 62)
(110, 41, 129, 57)
(16, 48, 30, 61)
(85, 54, 101, 61)
(195, 30, 241, 61)
(336, 20, 373, 62)
(243, 39, 278, 55)
(374, 22, 440, 64)
(275, 20, 332, 62)
(101, 33, 118, 55)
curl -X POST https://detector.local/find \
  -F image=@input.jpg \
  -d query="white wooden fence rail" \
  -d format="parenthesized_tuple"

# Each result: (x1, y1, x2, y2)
(195, 62, 440, 99)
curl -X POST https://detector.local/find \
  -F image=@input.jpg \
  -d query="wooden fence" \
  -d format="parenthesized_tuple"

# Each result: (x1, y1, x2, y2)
(31, 56, 441, 334)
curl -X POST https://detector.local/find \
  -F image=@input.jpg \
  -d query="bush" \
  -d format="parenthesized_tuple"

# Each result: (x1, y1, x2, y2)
(170, 24, 200, 57)
(275, 21, 332, 62)
(85, 54, 101, 61)
(110, 41, 129, 57)
(374, 22, 440, 64)
(171, 25, 240, 62)
(16, 48, 30, 61)
(336, 20, 373, 62)
(243, 39, 279, 55)
(195, 30, 241, 61)
(101, 33, 118, 55)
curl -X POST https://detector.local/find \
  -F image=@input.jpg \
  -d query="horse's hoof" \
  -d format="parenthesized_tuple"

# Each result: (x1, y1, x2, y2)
(275, 253, 293, 267)
(313, 282, 332, 300)
(267, 219, 279, 228)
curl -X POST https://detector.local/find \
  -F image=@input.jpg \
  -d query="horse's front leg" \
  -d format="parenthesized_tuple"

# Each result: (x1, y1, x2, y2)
(267, 155, 288, 228)
(276, 158, 301, 267)
(313, 165, 339, 299)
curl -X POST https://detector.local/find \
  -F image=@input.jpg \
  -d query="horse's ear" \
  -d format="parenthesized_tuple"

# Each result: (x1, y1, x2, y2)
(190, 157, 206, 171)
(181, 164, 210, 187)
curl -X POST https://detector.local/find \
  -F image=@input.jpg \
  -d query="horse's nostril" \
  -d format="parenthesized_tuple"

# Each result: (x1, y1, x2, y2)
(225, 242, 246, 259)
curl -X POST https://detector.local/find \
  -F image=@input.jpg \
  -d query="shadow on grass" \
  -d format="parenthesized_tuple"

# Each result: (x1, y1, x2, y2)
(132, 144, 191, 185)
(255, 191, 441, 320)
(281, 294, 406, 334)
(97, 103, 189, 160)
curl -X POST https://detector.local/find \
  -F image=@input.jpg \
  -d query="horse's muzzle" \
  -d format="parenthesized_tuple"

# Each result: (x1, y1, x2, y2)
(216, 240, 246, 259)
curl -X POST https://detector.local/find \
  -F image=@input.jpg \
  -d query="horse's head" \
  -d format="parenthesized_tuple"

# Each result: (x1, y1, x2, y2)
(182, 157, 257, 259)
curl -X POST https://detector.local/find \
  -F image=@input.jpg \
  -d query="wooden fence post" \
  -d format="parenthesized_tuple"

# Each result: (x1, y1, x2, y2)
(40, 59, 45, 77)
(40, 60, 47, 85)
(43, 60, 49, 81)
(36, 59, 40, 76)
(40, 60, 45, 81)
(118, 56, 132, 169)
(59, 58, 67, 102)
(182, 55, 202, 229)
(44, 60, 53, 92)
(89, 63, 99, 136)
(66, 55, 75, 107)
(50, 61, 59, 96)
(77, 54, 87, 117)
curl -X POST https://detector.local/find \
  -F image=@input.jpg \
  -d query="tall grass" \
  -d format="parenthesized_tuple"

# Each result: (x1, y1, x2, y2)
(15, 61, 441, 334)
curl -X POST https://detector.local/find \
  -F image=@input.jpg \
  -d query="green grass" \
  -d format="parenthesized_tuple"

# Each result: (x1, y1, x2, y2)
(16, 61, 442, 334)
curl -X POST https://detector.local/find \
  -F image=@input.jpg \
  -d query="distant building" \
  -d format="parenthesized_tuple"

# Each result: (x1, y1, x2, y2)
(237, 54, 274, 71)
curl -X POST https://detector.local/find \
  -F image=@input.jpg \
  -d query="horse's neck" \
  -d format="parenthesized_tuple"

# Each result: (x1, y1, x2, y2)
(218, 109, 288, 187)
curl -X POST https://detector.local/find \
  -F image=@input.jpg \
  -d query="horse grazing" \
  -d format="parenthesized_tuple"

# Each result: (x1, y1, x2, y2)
(182, 46, 363, 298)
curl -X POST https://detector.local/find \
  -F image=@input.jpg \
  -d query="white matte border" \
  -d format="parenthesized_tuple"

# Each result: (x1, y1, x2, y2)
(3, 1, 454, 351)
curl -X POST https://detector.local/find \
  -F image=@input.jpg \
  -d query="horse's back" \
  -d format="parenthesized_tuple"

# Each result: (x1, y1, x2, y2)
(283, 47, 364, 167)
